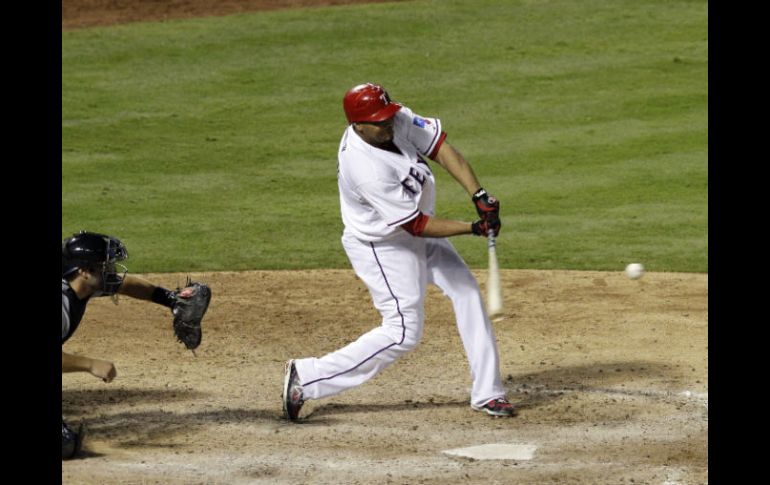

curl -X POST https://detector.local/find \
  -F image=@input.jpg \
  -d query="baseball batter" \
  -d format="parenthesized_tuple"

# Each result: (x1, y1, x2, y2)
(283, 83, 513, 420)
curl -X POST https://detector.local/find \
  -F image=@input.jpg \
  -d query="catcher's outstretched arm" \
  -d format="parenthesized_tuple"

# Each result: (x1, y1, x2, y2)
(118, 275, 177, 308)
(118, 274, 162, 300)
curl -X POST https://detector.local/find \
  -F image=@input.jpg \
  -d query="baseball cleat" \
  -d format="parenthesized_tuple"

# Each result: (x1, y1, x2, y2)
(471, 398, 516, 417)
(282, 359, 304, 421)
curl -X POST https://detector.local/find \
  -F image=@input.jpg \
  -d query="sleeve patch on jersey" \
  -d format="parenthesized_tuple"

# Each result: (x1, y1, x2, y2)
(413, 116, 431, 128)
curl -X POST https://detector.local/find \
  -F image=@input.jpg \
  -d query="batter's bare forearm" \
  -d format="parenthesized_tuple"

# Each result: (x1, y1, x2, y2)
(434, 143, 482, 196)
(420, 216, 473, 238)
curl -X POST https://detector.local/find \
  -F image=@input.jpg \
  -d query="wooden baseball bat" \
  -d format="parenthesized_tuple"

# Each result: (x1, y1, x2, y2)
(487, 229, 504, 320)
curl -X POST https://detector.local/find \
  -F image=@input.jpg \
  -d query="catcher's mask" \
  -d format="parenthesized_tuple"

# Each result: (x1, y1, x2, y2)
(62, 231, 128, 296)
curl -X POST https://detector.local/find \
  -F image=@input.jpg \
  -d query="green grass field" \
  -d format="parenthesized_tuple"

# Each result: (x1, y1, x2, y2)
(62, 0, 708, 273)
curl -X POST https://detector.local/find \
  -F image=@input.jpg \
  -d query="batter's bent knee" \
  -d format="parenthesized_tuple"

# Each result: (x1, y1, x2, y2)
(399, 327, 423, 351)
(381, 318, 423, 352)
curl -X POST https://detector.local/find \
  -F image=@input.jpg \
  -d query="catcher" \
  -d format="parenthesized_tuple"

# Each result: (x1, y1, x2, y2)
(61, 231, 211, 459)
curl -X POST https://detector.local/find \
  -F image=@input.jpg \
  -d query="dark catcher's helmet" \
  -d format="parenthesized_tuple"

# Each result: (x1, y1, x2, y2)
(343, 83, 402, 123)
(62, 231, 128, 296)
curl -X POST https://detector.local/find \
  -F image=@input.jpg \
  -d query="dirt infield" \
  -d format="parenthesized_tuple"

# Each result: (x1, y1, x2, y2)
(62, 269, 708, 484)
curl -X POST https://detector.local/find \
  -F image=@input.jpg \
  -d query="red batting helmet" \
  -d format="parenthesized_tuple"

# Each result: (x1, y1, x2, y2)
(343, 83, 402, 123)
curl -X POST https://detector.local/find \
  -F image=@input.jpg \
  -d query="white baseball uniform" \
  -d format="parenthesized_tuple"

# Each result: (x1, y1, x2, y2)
(293, 106, 506, 408)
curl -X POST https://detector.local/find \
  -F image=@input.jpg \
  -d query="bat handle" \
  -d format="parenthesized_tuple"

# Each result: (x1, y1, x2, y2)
(487, 229, 496, 249)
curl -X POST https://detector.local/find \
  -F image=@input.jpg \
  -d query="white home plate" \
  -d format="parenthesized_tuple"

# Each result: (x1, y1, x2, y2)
(442, 443, 537, 461)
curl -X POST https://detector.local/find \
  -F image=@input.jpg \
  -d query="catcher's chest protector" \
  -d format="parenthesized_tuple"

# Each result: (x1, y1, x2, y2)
(62, 279, 89, 344)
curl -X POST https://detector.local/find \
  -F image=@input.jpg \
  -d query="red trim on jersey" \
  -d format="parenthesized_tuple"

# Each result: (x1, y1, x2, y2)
(401, 212, 430, 236)
(388, 208, 420, 227)
(428, 131, 447, 160)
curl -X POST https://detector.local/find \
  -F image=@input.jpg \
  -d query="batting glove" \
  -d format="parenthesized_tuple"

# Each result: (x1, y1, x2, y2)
(472, 188, 500, 220)
(471, 214, 501, 237)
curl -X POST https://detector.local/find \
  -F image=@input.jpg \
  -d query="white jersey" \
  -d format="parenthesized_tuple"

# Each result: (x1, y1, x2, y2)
(337, 106, 446, 242)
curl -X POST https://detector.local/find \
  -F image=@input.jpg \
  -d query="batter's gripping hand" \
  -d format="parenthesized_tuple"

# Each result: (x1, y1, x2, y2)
(472, 214, 501, 237)
(171, 278, 212, 351)
(472, 188, 500, 220)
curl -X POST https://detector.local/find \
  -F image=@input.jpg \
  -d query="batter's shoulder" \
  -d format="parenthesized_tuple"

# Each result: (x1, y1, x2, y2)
(394, 105, 438, 125)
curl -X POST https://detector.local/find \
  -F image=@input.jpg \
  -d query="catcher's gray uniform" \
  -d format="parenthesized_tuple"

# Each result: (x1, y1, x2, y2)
(62, 277, 91, 459)
(62, 278, 90, 344)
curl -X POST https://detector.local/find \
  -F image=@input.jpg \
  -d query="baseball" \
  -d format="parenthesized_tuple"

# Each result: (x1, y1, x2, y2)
(625, 263, 645, 280)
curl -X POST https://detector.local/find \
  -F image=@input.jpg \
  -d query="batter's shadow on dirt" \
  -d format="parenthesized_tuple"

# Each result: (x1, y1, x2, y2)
(63, 388, 282, 449)
(62, 388, 207, 415)
(66, 406, 281, 450)
(506, 360, 676, 411)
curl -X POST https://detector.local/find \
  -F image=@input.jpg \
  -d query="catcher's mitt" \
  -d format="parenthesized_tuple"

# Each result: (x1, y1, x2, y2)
(172, 278, 212, 351)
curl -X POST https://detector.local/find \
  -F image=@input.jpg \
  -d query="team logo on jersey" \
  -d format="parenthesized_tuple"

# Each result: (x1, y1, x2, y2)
(401, 167, 427, 195)
(413, 116, 431, 128)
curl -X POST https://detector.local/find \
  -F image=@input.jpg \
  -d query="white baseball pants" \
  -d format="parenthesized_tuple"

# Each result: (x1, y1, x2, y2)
(293, 232, 506, 408)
